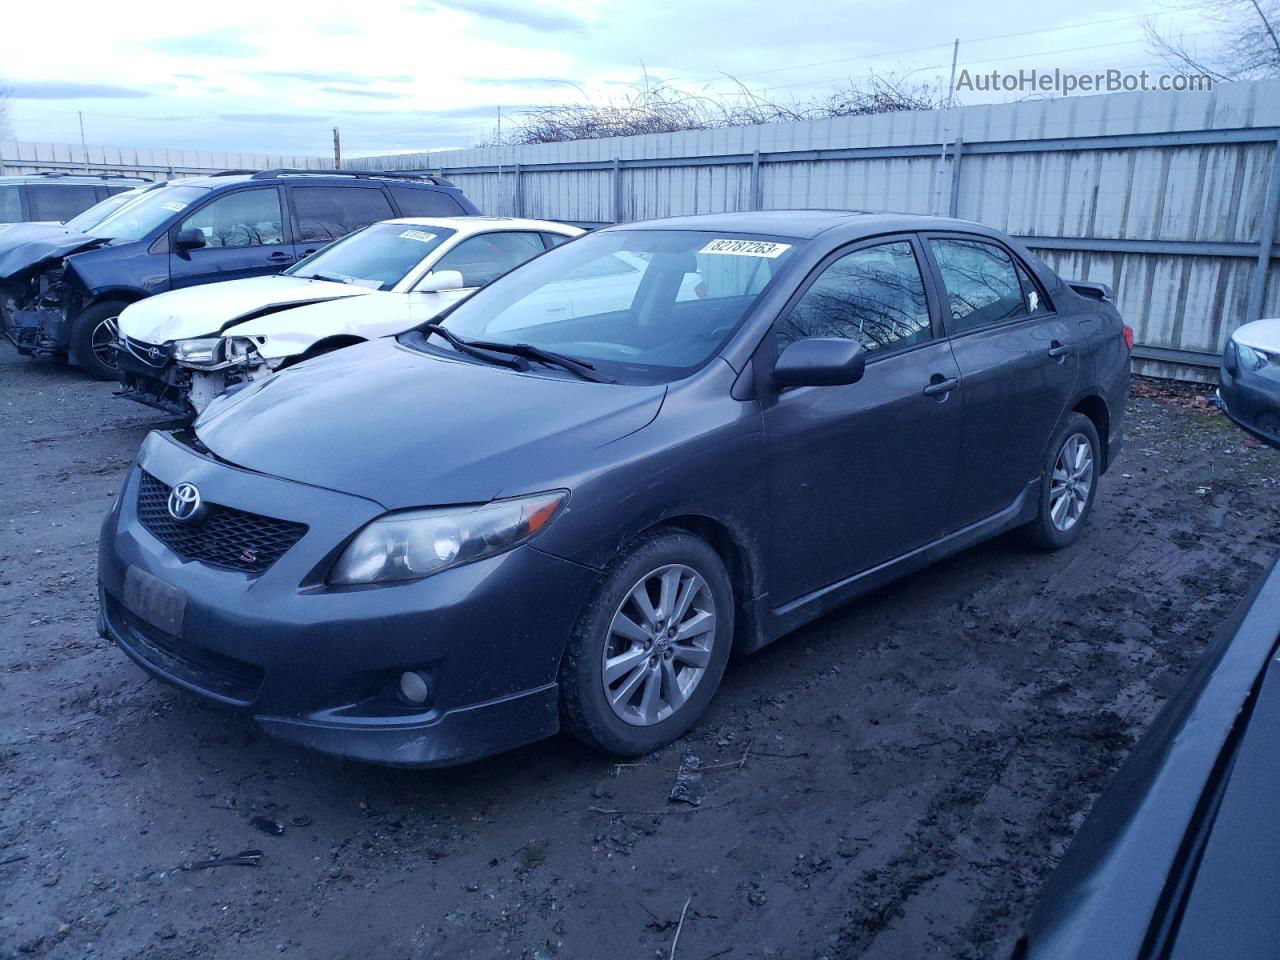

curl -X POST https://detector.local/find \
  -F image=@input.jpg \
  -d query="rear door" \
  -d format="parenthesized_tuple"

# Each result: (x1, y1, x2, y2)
(762, 235, 964, 603)
(168, 187, 293, 289)
(922, 233, 1079, 528)
(287, 184, 396, 260)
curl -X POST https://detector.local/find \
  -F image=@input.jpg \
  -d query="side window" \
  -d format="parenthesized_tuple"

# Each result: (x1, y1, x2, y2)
(930, 238, 1027, 333)
(434, 232, 546, 287)
(180, 188, 284, 248)
(292, 186, 394, 243)
(388, 185, 466, 217)
(1014, 260, 1052, 315)
(0, 186, 21, 222)
(27, 185, 97, 222)
(777, 240, 933, 353)
(541, 231, 572, 248)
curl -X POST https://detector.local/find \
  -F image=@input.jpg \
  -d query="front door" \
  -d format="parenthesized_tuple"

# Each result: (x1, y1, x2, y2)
(169, 187, 294, 290)
(763, 236, 964, 605)
(922, 235, 1079, 528)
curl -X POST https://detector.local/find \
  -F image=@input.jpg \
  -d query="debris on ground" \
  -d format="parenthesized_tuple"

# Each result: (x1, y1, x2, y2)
(669, 750, 706, 807)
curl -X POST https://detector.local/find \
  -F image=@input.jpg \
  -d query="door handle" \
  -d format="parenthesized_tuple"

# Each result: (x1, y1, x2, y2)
(922, 375, 960, 397)
(1048, 341, 1071, 359)
(267, 251, 293, 262)
(302, 248, 318, 257)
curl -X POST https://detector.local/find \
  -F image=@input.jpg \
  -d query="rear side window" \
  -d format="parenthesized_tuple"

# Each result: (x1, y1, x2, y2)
(930, 238, 1028, 333)
(292, 186, 394, 242)
(27, 184, 98, 222)
(389, 185, 466, 217)
(433, 232, 546, 287)
(179, 188, 284, 248)
(0, 186, 20, 222)
(777, 240, 933, 353)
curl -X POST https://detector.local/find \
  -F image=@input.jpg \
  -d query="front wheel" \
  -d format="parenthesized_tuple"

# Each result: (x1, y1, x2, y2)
(70, 301, 128, 380)
(559, 528, 734, 757)
(1023, 412, 1101, 550)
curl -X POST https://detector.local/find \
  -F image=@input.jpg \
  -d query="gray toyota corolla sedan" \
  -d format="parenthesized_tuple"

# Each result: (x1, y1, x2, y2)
(97, 211, 1132, 766)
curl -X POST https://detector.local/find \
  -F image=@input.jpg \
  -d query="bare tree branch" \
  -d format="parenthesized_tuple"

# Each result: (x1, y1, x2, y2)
(1146, 0, 1280, 80)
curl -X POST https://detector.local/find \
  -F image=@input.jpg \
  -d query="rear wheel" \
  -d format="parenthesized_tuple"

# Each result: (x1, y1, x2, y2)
(1023, 412, 1100, 550)
(559, 528, 734, 757)
(70, 300, 128, 380)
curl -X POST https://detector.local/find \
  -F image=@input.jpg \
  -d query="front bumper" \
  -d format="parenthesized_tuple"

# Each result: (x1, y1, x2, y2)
(97, 430, 598, 766)
(2, 304, 67, 356)
(115, 339, 269, 418)
(1218, 367, 1280, 447)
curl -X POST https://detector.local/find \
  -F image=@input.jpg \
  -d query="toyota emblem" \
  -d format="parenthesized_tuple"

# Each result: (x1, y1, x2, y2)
(167, 481, 204, 523)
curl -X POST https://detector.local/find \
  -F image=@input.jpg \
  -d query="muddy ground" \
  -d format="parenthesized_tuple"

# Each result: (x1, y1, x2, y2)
(1, 344, 1278, 960)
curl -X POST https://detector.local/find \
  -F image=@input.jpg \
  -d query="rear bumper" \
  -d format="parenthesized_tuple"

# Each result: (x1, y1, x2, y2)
(96, 430, 597, 767)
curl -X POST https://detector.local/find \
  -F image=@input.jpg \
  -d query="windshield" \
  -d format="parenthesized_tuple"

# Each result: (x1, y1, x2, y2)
(90, 184, 210, 242)
(288, 222, 455, 290)
(434, 229, 799, 381)
(65, 188, 148, 233)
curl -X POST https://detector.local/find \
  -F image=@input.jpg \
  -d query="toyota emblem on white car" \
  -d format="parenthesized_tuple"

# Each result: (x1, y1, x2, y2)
(167, 482, 203, 523)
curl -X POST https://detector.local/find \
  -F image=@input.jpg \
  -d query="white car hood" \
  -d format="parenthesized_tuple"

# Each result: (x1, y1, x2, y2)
(226, 290, 459, 361)
(118, 275, 373, 344)
(1233, 317, 1280, 353)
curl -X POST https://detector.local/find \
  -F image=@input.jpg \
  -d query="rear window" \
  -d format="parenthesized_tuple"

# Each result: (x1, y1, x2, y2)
(389, 185, 466, 217)
(292, 186, 395, 243)
(27, 184, 99, 222)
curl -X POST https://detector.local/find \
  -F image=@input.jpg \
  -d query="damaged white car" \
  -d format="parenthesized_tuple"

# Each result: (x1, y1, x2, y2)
(114, 217, 583, 415)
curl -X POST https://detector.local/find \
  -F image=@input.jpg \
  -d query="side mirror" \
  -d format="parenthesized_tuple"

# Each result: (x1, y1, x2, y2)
(417, 269, 465, 293)
(175, 227, 206, 251)
(773, 337, 867, 388)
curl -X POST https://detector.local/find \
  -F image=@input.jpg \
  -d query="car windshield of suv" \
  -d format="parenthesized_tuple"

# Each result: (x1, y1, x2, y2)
(431, 229, 800, 381)
(288, 222, 455, 290)
(65, 188, 148, 233)
(90, 185, 210, 242)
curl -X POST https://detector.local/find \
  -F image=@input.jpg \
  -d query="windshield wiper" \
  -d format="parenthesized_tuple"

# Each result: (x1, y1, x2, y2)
(306, 272, 353, 285)
(420, 323, 529, 371)
(467, 340, 616, 383)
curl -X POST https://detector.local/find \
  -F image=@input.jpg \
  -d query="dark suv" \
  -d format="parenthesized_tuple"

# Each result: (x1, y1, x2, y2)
(0, 172, 149, 229)
(0, 169, 480, 378)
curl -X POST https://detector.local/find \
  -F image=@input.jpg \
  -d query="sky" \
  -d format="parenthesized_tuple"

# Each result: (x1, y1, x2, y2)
(1, 0, 1213, 160)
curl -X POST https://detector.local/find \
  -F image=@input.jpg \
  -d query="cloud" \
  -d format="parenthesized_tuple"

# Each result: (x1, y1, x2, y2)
(319, 86, 408, 100)
(9, 81, 153, 100)
(465, 76, 583, 89)
(149, 28, 260, 57)
(218, 112, 324, 124)
(254, 71, 413, 86)
(427, 0, 587, 33)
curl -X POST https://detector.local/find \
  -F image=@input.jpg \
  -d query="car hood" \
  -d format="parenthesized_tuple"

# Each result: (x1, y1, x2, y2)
(0, 227, 106, 283)
(118, 275, 372, 344)
(194, 337, 666, 508)
(227, 291, 452, 361)
(1233, 317, 1280, 353)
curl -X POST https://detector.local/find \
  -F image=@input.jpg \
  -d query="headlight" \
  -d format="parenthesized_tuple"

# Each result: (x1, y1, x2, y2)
(171, 337, 222, 365)
(328, 490, 568, 586)
(1235, 341, 1271, 373)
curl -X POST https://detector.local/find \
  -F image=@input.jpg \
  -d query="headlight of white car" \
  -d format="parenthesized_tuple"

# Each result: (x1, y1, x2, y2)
(171, 337, 222, 365)
(328, 491, 568, 586)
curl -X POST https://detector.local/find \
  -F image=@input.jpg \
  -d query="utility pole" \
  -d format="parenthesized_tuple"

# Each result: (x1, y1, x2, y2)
(947, 38, 959, 109)
(332, 127, 342, 169)
(78, 111, 90, 172)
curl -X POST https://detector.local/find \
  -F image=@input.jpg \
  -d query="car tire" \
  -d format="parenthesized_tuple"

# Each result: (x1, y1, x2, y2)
(1023, 412, 1101, 551)
(70, 300, 128, 380)
(559, 527, 734, 757)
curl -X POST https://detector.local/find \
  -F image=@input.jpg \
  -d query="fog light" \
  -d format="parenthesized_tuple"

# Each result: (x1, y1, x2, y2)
(398, 671, 433, 706)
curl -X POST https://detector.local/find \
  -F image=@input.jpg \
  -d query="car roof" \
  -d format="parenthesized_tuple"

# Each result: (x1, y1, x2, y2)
(384, 216, 582, 236)
(0, 173, 150, 186)
(609, 209, 1002, 241)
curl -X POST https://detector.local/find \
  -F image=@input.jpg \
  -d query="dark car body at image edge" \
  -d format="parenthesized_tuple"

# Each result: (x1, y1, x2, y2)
(95, 210, 1131, 767)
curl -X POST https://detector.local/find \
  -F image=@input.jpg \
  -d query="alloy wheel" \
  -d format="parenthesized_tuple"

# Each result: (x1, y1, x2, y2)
(91, 315, 121, 371)
(1049, 432, 1094, 532)
(602, 563, 716, 727)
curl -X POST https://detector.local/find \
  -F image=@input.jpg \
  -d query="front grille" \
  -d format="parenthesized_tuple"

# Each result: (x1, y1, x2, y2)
(124, 337, 169, 368)
(137, 471, 307, 575)
(105, 592, 264, 704)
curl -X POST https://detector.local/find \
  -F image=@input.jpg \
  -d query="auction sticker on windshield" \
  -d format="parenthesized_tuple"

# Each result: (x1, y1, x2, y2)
(399, 230, 438, 243)
(699, 238, 792, 258)
(161, 201, 189, 213)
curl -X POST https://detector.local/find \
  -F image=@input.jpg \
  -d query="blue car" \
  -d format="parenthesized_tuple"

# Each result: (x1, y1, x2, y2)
(0, 169, 479, 378)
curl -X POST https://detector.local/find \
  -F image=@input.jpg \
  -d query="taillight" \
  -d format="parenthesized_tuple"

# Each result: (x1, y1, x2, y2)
(1122, 325, 1134, 351)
